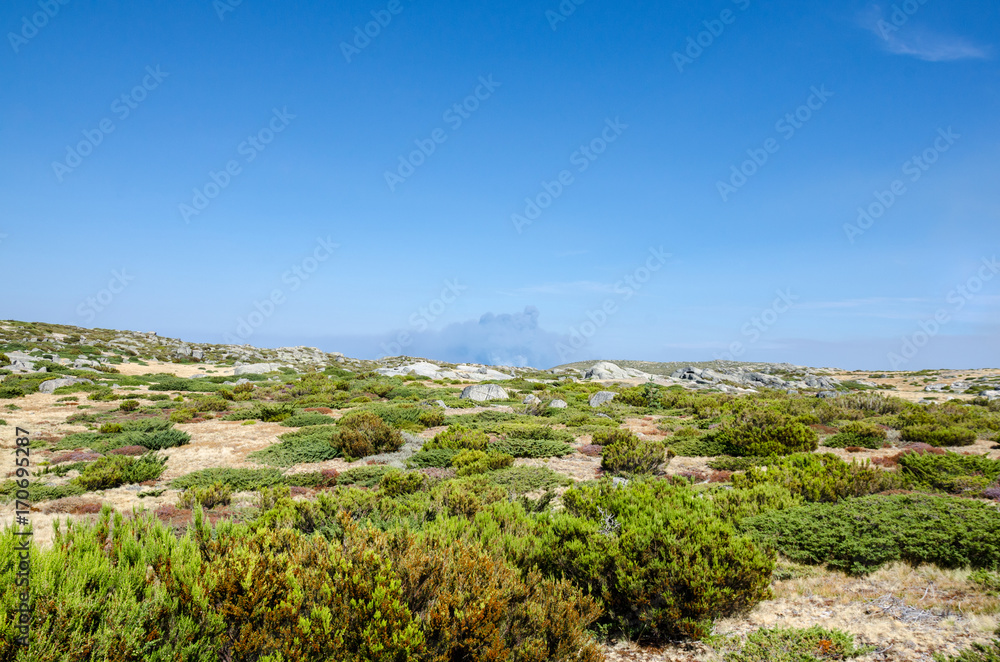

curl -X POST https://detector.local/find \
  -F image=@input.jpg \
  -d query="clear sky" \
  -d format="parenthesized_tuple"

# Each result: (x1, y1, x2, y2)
(2, 0, 998, 369)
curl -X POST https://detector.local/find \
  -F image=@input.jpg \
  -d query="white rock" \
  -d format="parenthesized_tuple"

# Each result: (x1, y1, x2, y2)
(589, 391, 616, 407)
(460, 384, 510, 402)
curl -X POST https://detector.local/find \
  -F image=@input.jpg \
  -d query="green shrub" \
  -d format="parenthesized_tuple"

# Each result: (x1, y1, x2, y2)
(417, 409, 445, 427)
(488, 466, 572, 494)
(424, 424, 489, 451)
(933, 637, 1000, 662)
(707, 456, 772, 472)
(379, 470, 426, 496)
(177, 481, 233, 509)
(280, 412, 337, 427)
(599, 429, 671, 476)
(710, 626, 873, 662)
(337, 465, 395, 488)
(901, 425, 977, 447)
(539, 479, 774, 640)
(898, 451, 1000, 496)
(117, 428, 191, 451)
(248, 426, 341, 467)
(0, 481, 85, 503)
(74, 454, 166, 490)
(334, 410, 404, 460)
(99, 422, 123, 434)
(407, 448, 460, 469)
(669, 435, 730, 457)
(223, 402, 295, 422)
(118, 398, 140, 412)
(715, 406, 818, 456)
(119, 418, 172, 432)
(732, 453, 907, 503)
(452, 449, 515, 476)
(488, 437, 574, 458)
(745, 494, 1000, 575)
(172, 467, 286, 491)
(169, 408, 195, 423)
(970, 569, 1000, 595)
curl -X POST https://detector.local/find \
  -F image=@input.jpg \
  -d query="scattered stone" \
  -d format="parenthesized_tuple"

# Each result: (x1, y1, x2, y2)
(38, 377, 92, 394)
(460, 384, 510, 402)
(233, 362, 282, 375)
(589, 391, 616, 407)
(522, 394, 541, 405)
(549, 399, 568, 408)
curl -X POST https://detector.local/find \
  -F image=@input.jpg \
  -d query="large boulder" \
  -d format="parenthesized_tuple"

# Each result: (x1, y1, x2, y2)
(233, 362, 282, 375)
(589, 391, 616, 407)
(522, 394, 541, 405)
(38, 377, 93, 394)
(460, 384, 510, 402)
(584, 362, 631, 380)
(549, 399, 568, 409)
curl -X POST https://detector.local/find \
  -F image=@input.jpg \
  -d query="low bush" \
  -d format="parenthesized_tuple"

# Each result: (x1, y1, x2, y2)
(897, 451, 1000, 496)
(707, 456, 772, 472)
(74, 454, 166, 490)
(118, 399, 140, 412)
(901, 425, 977, 447)
(379, 470, 426, 496)
(452, 449, 515, 477)
(280, 412, 337, 427)
(539, 479, 774, 640)
(599, 429, 671, 476)
(177, 481, 233, 509)
(171, 467, 287, 491)
(488, 437, 574, 458)
(334, 410, 404, 460)
(710, 625, 873, 662)
(423, 424, 488, 451)
(488, 466, 572, 494)
(715, 406, 818, 456)
(249, 426, 341, 467)
(337, 465, 394, 488)
(407, 448, 460, 469)
(745, 494, 1000, 575)
(223, 402, 296, 422)
(933, 637, 1000, 662)
(732, 453, 907, 503)
(824, 420, 888, 449)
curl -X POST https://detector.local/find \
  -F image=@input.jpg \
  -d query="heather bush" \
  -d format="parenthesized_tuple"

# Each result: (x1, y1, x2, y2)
(488, 437, 574, 458)
(334, 410, 403, 460)
(423, 424, 488, 451)
(248, 426, 340, 467)
(715, 406, 818, 456)
(901, 424, 977, 447)
(407, 448, 460, 469)
(379, 470, 426, 496)
(279, 412, 337, 427)
(177, 481, 233, 509)
(732, 453, 907, 503)
(538, 479, 775, 640)
(74, 453, 166, 490)
(897, 451, 1000, 496)
(745, 494, 1000, 575)
(599, 429, 671, 476)
(452, 449, 515, 476)
(823, 420, 888, 449)
(710, 625, 873, 662)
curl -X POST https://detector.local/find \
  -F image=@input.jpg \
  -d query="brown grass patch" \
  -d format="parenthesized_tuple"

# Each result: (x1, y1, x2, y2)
(40, 497, 103, 515)
(108, 445, 149, 456)
(578, 444, 603, 457)
(51, 451, 103, 464)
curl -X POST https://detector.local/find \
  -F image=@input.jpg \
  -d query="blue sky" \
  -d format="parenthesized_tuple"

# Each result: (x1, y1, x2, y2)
(2, 0, 998, 369)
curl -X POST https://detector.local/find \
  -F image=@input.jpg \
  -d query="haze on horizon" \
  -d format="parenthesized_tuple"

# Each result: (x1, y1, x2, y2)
(2, 0, 998, 371)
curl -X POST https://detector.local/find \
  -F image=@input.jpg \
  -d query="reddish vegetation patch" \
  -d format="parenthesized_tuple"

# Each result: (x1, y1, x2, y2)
(577, 444, 603, 457)
(418, 467, 456, 481)
(289, 486, 311, 497)
(41, 497, 103, 515)
(189, 417, 209, 424)
(678, 469, 709, 482)
(304, 407, 334, 414)
(810, 424, 839, 435)
(845, 446, 866, 453)
(155, 505, 244, 533)
(108, 445, 149, 456)
(51, 451, 103, 464)
(901, 442, 947, 455)
(709, 470, 734, 483)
